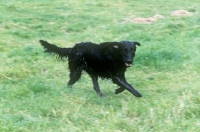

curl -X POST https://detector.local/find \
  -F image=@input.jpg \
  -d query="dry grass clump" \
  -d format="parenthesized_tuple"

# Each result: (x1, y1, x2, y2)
(124, 9, 193, 24)
(171, 10, 193, 16)
(124, 14, 164, 24)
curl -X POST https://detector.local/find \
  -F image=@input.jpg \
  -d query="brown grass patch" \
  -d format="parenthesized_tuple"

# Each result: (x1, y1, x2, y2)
(171, 10, 193, 16)
(123, 14, 165, 24)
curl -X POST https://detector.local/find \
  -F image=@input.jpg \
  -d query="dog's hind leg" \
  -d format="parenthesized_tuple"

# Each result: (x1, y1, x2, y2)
(67, 73, 81, 88)
(67, 69, 82, 88)
(90, 75, 104, 97)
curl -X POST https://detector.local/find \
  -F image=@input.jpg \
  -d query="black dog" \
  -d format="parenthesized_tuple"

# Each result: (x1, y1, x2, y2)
(40, 40, 142, 97)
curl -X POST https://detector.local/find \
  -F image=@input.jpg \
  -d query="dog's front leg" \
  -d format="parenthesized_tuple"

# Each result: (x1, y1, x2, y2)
(114, 73, 126, 94)
(90, 75, 104, 97)
(115, 87, 125, 94)
(112, 76, 142, 97)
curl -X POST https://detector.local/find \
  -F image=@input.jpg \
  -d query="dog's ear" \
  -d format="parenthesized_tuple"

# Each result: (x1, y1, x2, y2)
(134, 42, 141, 46)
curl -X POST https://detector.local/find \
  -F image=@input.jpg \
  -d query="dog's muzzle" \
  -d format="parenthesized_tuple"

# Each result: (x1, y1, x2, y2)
(125, 61, 132, 67)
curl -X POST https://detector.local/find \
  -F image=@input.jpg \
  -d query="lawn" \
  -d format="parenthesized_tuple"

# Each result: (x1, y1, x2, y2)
(0, 0, 200, 131)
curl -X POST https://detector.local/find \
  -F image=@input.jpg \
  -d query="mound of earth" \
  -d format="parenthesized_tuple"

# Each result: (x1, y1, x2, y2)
(123, 9, 194, 24)
(124, 14, 164, 24)
(171, 10, 193, 16)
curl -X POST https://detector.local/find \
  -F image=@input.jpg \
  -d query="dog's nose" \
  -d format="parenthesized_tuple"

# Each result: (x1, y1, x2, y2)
(126, 60, 133, 64)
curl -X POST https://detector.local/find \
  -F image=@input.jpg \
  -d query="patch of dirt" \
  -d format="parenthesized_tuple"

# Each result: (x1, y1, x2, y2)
(124, 14, 164, 24)
(171, 10, 193, 16)
(123, 9, 193, 24)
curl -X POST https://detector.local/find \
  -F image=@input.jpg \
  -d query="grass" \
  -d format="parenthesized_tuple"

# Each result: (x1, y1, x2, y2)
(0, 0, 200, 131)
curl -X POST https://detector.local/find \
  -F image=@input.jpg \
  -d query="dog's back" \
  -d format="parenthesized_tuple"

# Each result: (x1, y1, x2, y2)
(67, 42, 124, 78)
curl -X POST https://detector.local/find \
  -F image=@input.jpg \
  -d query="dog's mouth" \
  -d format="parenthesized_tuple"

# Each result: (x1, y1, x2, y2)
(125, 61, 132, 67)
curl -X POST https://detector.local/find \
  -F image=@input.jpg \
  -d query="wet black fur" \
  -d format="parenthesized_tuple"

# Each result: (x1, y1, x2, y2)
(40, 40, 142, 97)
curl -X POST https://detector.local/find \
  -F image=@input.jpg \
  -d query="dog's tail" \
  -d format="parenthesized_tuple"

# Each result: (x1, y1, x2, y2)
(39, 40, 72, 59)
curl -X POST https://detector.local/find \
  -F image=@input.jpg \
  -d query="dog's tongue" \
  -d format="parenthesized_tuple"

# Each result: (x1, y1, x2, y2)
(125, 63, 132, 67)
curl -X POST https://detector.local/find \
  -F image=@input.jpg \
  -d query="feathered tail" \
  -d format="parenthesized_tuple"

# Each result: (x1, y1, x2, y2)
(39, 40, 72, 59)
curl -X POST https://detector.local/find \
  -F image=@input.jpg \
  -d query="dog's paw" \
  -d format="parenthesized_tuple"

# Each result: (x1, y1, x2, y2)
(67, 84, 72, 89)
(133, 91, 142, 98)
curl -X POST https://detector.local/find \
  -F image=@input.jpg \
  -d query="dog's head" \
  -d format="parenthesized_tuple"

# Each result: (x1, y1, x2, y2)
(113, 41, 141, 67)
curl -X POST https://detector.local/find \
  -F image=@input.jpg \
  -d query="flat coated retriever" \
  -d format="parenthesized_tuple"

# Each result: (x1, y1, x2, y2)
(40, 40, 142, 97)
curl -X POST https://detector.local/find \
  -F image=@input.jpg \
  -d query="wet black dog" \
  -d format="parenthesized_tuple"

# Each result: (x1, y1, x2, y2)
(40, 40, 142, 97)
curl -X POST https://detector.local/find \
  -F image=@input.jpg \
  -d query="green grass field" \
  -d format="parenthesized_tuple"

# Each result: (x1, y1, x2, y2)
(0, 0, 200, 131)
